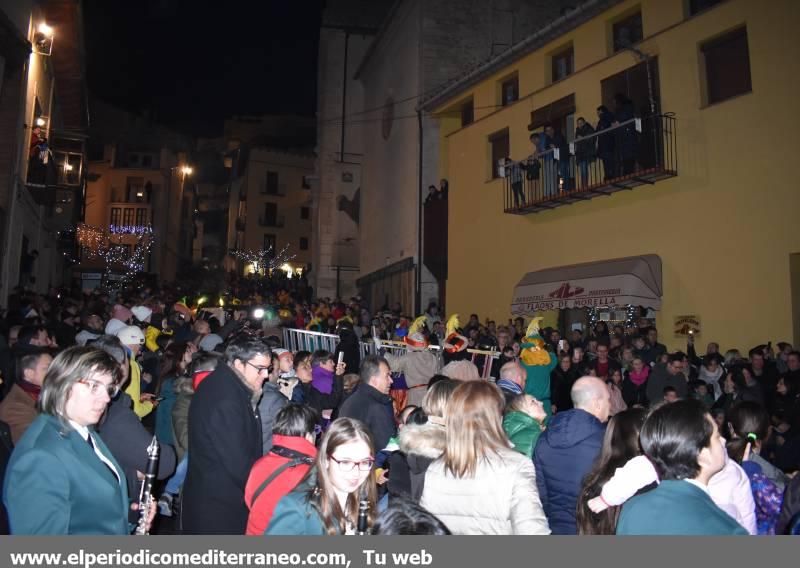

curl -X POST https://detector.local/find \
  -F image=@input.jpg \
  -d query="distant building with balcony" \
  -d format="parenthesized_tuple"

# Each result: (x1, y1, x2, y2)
(222, 115, 315, 277)
(82, 100, 193, 287)
(422, 0, 800, 350)
(226, 146, 315, 277)
(0, 0, 88, 304)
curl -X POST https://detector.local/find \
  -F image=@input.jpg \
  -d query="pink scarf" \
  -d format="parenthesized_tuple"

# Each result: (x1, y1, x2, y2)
(628, 366, 650, 386)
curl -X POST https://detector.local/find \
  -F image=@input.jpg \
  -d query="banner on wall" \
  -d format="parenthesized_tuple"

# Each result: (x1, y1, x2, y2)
(674, 315, 701, 337)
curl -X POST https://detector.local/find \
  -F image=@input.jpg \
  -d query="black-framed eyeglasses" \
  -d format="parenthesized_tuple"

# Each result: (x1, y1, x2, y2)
(329, 456, 374, 472)
(77, 378, 119, 398)
(245, 361, 271, 374)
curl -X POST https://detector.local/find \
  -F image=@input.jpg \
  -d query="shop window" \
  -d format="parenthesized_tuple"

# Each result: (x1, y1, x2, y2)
(702, 26, 752, 105)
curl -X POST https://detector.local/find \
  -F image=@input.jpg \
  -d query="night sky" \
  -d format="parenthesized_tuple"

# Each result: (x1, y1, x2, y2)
(84, 0, 324, 137)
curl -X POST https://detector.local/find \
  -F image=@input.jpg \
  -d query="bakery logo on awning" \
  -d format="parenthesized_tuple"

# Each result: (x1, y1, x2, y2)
(549, 282, 585, 299)
(514, 282, 622, 311)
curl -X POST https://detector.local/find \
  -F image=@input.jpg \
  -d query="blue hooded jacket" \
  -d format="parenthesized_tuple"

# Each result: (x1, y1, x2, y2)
(533, 408, 605, 534)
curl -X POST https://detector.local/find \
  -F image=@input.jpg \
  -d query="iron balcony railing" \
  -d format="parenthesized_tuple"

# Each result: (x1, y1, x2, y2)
(259, 215, 286, 228)
(502, 114, 677, 214)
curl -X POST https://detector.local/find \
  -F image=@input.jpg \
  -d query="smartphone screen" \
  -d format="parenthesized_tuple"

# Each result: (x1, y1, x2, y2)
(337, 351, 345, 365)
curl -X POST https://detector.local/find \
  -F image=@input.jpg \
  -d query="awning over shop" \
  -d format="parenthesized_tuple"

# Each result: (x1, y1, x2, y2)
(511, 254, 663, 315)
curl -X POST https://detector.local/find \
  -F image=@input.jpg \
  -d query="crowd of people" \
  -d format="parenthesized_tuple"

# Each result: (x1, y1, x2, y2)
(0, 282, 798, 536)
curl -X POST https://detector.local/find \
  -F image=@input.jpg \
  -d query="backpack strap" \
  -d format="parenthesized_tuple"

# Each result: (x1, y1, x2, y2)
(249, 447, 314, 509)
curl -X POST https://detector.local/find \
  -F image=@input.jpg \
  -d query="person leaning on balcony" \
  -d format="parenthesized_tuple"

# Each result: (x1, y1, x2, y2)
(613, 93, 637, 176)
(596, 105, 616, 180)
(575, 117, 596, 188)
(505, 157, 525, 208)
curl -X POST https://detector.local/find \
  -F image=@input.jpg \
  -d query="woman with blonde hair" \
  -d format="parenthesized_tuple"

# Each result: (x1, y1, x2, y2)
(420, 381, 550, 534)
(390, 379, 459, 502)
(266, 417, 377, 535)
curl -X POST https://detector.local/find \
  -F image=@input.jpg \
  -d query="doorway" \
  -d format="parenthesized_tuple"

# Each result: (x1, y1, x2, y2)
(601, 58, 662, 169)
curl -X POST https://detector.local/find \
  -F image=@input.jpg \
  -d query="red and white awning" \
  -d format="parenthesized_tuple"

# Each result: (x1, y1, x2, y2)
(511, 254, 663, 315)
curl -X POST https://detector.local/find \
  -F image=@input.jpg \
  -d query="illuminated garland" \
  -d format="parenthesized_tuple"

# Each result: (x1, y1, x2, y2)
(77, 223, 155, 286)
(228, 244, 295, 275)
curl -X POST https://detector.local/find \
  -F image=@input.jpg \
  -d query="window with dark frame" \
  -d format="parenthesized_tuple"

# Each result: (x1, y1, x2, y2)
(702, 27, 752, 105)
(613, 11, 643, 52)
(122, 207, 134, 226)
(300, 237, 309, 251)
(300, 206, 310, 220)
(302, 176, 311, 189)
(489, 129, 510, 180)
(461, 99, 474, 127)
(266, 171, 279, 195)
(263, 202, 277, 225)
(689, 0, 723, 16)
(110, 207, 122, 226)
(552, 46, 574, 82)
(501, 76, 519, 106)
(135, 208, 148, 226)
(263, 234, 276, 252)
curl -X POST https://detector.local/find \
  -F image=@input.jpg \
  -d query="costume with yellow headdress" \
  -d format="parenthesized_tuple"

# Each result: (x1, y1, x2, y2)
(442, 314, 468, 355)
(383, 315, 441, 408)
(520, 317, 557, 415)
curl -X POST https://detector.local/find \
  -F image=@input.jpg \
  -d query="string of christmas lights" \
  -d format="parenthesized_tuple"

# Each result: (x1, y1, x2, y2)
(76, 223, 155, 286)
(228, 244, 295, 275)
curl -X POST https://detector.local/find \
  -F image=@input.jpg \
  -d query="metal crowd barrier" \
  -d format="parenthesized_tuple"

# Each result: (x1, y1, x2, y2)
(282, 327, 340, 354)
(282, 328, 500, 379)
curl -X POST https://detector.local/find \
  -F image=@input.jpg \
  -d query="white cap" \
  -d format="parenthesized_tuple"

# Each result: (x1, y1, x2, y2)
(131, 306, 153, 323)
(116, 325, 145, 346)
(105, 318, 126, 337)
(198, 333, 223, 352)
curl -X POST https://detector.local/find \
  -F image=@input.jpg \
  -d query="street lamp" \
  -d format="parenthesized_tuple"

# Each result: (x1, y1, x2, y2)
(181, 166, 193, 176)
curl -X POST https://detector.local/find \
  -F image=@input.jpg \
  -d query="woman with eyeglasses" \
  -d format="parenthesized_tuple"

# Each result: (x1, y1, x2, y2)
(265, 417, 377, 535)
(4, 346, 154, 534)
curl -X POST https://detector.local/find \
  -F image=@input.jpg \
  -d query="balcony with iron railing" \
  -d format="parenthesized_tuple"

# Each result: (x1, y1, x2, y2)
(26, 147, 84, 206)
(502, 114, 677, 214)
(260, 181, 287, 196)
(259, 215, 286, 228)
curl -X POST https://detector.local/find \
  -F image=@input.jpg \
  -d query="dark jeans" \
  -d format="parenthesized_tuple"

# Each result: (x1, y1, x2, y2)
(601, 155, 616, 180)
(512, 181, 525, 207)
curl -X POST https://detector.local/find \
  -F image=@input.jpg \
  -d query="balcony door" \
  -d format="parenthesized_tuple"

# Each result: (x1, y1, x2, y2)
(601, 58, 662, 169)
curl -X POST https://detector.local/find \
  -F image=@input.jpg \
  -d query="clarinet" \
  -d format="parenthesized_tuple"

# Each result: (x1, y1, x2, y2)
(135, 436, 159, 535)
(357, 495, 370, 535)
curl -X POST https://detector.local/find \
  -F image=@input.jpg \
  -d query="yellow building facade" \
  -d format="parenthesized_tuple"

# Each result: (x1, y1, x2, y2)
(427, 0, 800, 351)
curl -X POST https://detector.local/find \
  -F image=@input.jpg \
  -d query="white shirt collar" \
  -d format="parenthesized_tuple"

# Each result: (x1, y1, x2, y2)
(684, 478, 710, 494)
(68, 419, 90, 440)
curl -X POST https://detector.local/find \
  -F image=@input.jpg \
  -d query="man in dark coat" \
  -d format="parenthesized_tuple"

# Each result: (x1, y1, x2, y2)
(534, 376, 609, 534)
(182, 335, 269, 534)
(595, 105, 616, 180)
(646, 353, 689, 404)
(338, 355, 396, 450)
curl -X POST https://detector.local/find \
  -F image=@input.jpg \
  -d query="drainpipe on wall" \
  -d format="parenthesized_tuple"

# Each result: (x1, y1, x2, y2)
(415, 110, 423, 315)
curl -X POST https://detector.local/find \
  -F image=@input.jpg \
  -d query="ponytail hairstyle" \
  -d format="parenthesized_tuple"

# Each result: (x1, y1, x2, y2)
(726, 401, 770, 463)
